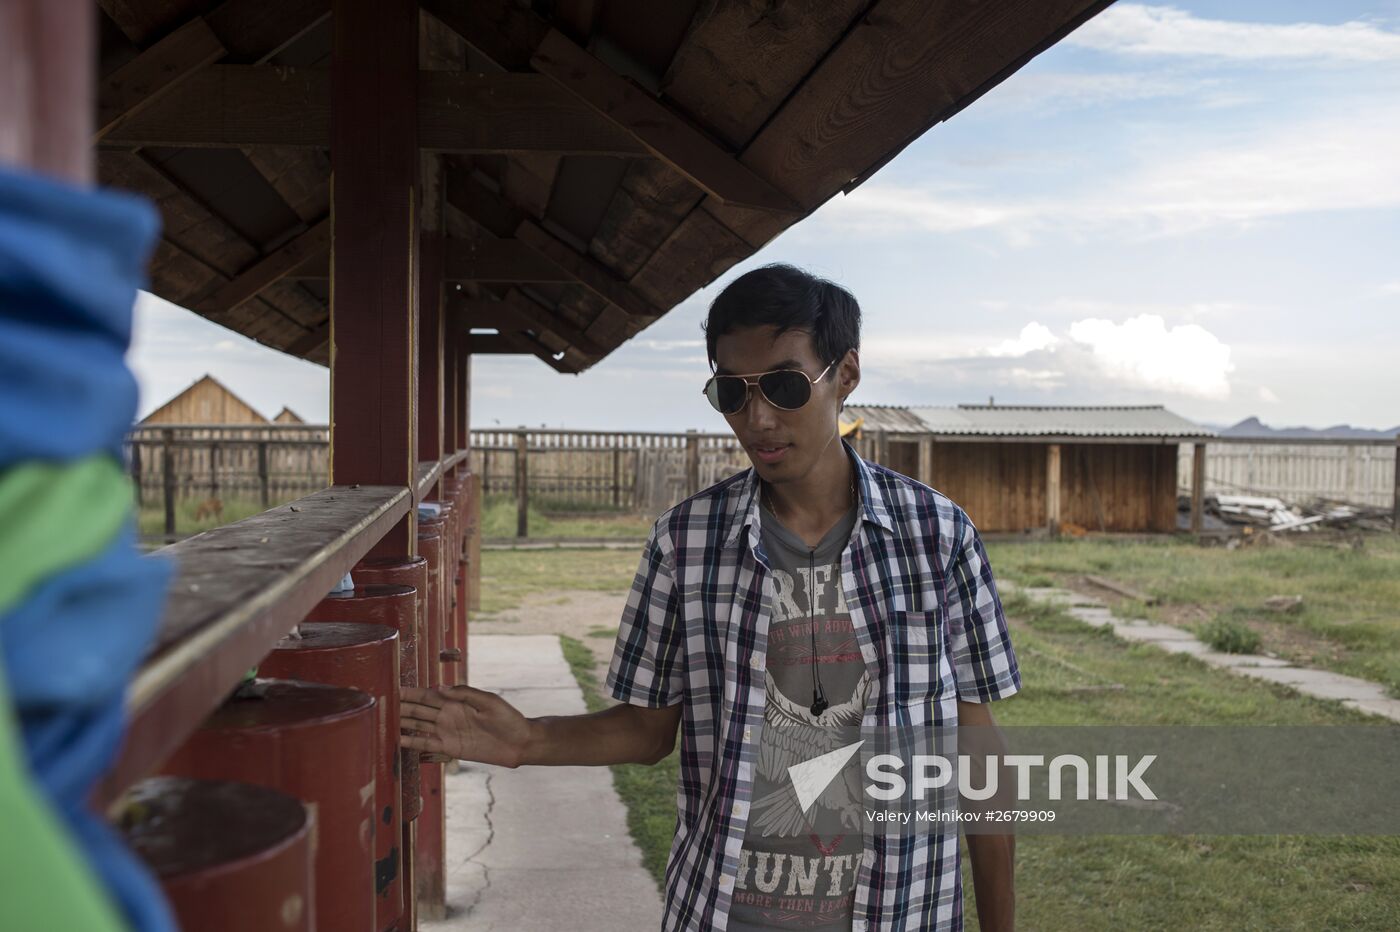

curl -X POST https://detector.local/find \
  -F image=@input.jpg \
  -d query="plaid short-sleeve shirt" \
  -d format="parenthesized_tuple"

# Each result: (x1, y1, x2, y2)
(606, 437, 1021, 931)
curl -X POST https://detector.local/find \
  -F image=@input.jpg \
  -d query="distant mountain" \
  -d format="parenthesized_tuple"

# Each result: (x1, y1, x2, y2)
(1219, 416, 1399, 440)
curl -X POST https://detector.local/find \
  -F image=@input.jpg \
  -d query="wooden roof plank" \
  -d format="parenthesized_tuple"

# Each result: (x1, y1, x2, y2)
(705, 0, 1115, 248)
(96, 16, 226, 140)
(529, 28, 800, 213)
(419, 0, 547, 72)
(514, 218, 660, 321)
(443, 238, 574, 284)
(242, 146, 329, 223)
(202, 216, 330, 314)
(659, 1, 868, 150)
(99, 66, 651, 155)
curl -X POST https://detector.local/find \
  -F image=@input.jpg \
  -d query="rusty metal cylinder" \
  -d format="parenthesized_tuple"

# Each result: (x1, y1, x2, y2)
(119, 776, 313, 931)
(416, 512, 447, 689)
(423, 500, 461, 686)
(348, 561, 427, 823)
(256, 623, 402, 932)
(161, 680, 377, 932)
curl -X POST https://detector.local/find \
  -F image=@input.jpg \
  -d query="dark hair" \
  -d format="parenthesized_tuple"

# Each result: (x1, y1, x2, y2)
(702, 263, 861, 371)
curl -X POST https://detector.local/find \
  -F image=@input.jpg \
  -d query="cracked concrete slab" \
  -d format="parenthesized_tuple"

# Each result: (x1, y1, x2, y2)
(420, 634, 664, 931)
(1015, 588, 1400, 723)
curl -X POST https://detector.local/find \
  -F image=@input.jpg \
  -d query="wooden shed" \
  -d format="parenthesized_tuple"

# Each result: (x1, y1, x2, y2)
(6, 0, 1123, 926)
(846, 404, 1215, 534)
(272, 405, 306, 424)
(140, 373, 268, 425)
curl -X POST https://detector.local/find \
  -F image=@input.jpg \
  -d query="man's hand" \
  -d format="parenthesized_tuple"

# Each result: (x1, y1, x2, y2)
(958, 699, 1015, 932)
(400, 685, 533, 768)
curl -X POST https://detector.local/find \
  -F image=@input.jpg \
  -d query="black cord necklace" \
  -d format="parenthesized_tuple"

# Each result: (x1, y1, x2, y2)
(763, 468, 858, 718)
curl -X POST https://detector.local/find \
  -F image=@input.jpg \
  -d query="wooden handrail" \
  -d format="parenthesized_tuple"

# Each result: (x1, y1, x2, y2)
(95, 484, 410, 808)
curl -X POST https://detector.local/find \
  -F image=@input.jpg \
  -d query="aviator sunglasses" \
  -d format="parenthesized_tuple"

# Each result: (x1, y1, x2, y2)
(702, 358, 839, 416)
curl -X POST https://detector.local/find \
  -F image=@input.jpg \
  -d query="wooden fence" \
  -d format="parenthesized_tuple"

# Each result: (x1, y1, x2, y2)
(124, 426, 1400, 538)
(1175, 438, 1398, 508)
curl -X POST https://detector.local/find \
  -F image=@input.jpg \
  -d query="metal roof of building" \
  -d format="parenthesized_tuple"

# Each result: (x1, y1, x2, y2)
(844, 404, 1214, 439)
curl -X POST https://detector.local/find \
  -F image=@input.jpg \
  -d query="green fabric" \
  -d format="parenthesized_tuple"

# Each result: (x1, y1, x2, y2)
(0, 456, 132, 616)
(0, 663, 129, 930)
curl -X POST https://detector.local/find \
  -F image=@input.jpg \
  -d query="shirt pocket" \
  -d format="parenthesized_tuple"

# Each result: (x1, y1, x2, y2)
(887, 607, 944, 704)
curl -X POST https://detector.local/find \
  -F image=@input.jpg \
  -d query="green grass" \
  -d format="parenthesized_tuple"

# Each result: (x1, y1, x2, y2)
(1198, 615, 1264, 654)
(986, 535, 1400, 696)
(530, 545, 1400, 928)
(477, 547, 640, 614)
(560, 634, 679, 887)
(480, 493, 653, 540)
(136, 495, 270, 538)
(958, 592, 1400, 931)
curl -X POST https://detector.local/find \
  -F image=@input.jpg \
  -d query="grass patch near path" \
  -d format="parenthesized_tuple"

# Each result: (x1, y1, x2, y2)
(480, 494, 653, 540)
(137, 496, 270, 538)
(477, 547, 640, 615)
(986, 535, 1400, 697)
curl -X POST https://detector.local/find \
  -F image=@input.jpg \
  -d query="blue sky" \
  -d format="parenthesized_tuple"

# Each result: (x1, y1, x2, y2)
(130, 2, 1400, 431)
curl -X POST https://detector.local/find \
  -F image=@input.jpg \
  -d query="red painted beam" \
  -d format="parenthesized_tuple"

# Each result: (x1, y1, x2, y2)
(330, 0, 419, 556)
(419, 232, 445, 485)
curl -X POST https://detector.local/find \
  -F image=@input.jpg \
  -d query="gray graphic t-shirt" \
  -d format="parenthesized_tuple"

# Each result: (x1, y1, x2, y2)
(728, 492, 871, 931)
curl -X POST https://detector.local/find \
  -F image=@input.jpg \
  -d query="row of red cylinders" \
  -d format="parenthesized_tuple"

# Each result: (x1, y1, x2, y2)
(119, 476, 474, 931)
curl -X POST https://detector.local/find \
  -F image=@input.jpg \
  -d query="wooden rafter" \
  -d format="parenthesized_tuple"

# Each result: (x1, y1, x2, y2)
(467, 331, 580, 374)
(96, 17, 226, 140)
(443, 238, 573, 284)
(445, 165, 659, 327)
(98, 67, 647, 155)
(528, 29, 799, 213)
(201, 216, 330, 314)
(480, 290, 604, 357)
(514, 219, 659, 321)
(453, 298, 524, 330)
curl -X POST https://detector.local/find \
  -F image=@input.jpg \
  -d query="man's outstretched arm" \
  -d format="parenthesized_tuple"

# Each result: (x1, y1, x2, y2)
(401, 684, 682, 768)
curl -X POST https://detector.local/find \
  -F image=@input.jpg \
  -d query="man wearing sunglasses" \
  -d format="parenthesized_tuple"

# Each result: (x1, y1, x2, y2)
(401, 264, 1021, 931)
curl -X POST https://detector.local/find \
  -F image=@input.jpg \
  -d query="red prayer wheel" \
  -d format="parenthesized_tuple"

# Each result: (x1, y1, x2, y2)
(415, 508, 450, 916)
(416, 515, 445, 690)
(349, 560, 427, 824)
(256, 624, 402, 932)
(423, 500, 462, 686)
(119, 776, 313, 931)
(161, 680, 377, 932)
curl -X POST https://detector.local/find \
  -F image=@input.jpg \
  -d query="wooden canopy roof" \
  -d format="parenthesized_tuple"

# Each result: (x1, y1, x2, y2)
(96, 0, 1112, 374)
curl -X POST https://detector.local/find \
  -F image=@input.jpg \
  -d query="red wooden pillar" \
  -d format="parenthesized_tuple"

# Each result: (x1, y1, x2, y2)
(330, 0, 419, 557)
(0, 0, 92, 184)
(419, 232, 445, 495)
(443, 315, 459, 465)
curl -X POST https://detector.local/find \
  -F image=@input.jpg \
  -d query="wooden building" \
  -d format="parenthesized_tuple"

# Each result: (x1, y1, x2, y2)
(846, 404, 1215, 534)
(140, 374, 268, 425)
(273, 406, 306, 424)
(5, 0, 1124, 926)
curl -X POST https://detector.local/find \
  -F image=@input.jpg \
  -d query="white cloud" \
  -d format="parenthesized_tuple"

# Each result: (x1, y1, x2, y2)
(818, 104, 1400, 240)
(1258, 386, 1280, 403)
(1067, 314, 1233, 398)
(986, 70, 1221, 113)
(1068, 4, 1400, 62)
(1379, 281, 1400, 295)
(988, 322, 1059, 356)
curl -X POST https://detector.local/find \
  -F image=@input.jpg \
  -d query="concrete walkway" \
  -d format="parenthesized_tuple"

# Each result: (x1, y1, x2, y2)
(1006, 582, 1400, 723)
(420, 634, 664, 931)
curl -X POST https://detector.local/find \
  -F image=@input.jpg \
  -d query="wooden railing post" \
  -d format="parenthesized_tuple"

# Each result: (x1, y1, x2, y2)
(685, 429, 700, 495)
(162, 429, 176, 538)
(1191, 442, 1206, 534)
(257, 440, 271, 509)
(1392, 433, 1399, 534)
(469, 472, 482, 611)
(612, 444, 621, 508)
(516, 430, 529, 538)
(130, 439, 144, 508)
(208, 441, 219, 500)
